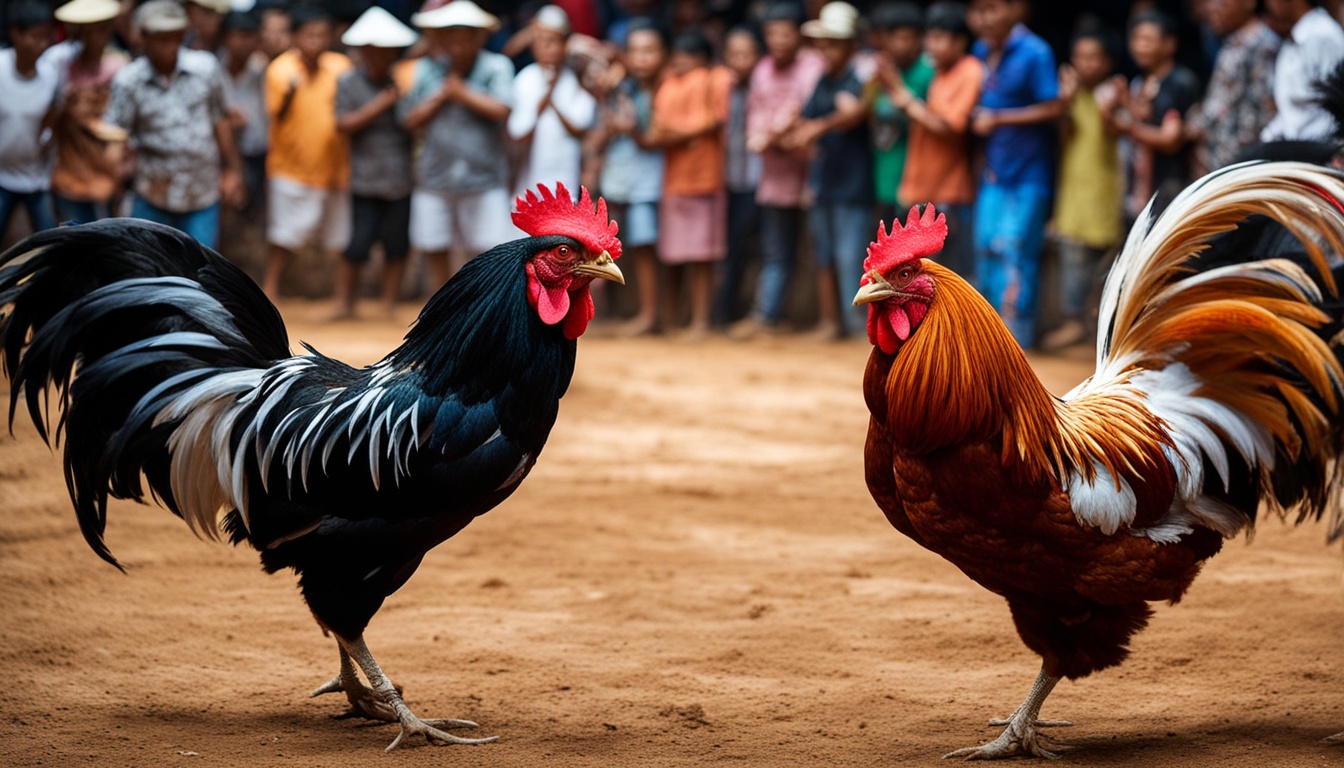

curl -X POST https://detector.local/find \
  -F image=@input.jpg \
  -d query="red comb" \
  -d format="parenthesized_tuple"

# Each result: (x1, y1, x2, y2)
(512, 183, 622, 260)
(864, 204, 948, 273)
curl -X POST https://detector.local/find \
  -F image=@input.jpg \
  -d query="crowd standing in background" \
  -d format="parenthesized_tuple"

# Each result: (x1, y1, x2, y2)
(2, 0, 1344, 351)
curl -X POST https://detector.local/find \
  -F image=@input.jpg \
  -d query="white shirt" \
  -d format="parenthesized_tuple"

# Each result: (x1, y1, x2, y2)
(1261, 7, 1344, 142)
(0, 47, 60, 193)
(507, 63, 596, 196)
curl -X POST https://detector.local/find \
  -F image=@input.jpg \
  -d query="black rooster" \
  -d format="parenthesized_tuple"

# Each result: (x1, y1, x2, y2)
(0, 183, 623, 750)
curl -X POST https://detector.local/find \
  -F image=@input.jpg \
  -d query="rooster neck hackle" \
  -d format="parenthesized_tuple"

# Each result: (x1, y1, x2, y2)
(872, 262, 1171, 488)
(389, 237, 577, 399)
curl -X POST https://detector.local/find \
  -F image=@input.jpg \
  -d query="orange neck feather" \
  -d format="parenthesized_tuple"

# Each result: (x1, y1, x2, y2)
(868, 262, 1172, 488)
(870, 263, 1057, 472)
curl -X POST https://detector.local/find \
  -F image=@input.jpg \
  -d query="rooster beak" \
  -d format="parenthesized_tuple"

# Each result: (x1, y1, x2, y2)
(853, 274, 896, 306)
(573, 251, 625, 284)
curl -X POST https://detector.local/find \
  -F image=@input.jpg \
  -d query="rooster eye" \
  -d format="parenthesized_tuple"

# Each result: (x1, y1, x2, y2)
(557, 245, 571, 257)
(897, 267, 913, 282)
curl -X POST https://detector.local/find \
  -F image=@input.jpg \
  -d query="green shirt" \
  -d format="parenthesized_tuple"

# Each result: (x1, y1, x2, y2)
(1054, 87, 1123, 248)
(871, 56, 935, 207)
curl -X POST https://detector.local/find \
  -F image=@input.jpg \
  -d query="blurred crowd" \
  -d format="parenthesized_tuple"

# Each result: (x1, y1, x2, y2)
(1, 0, 1343, 345)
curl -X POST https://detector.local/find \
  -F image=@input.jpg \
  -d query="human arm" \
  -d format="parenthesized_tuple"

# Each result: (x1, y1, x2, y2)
(780, 87, 868, 150)
(337, 78, 400, 135)
(213, 116, 245, 207)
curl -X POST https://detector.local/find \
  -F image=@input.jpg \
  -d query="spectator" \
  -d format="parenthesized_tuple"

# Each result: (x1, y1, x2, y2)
(508, 5, 596, 197)
(967, 0, 1062, 347)
(592, 20, 666, 335)
(1110, 11, 1199, 218)
(105, 0, 243, 249)
(1261, 0, 1344, 141)
(261, 5, 351, 298)
(0, 1, 58, 235)
(789, 1, 872, 340)
(402, 0, 514, 287)
(259, 4, 292, 61)
(712, 25, 763, 327)
(730, 2, 824, 339)
(650, 29, 732, 338)
(333, 6, 418, 320)
(1187, 0, 1280, 176)
(1040, 25, 1124, 352)
(892, 0, 983, 280)
(184, 0, 229, 52)
(868, 2, 934, 219)
(45, 0, 129, 224)
(220, 10, 267, 216)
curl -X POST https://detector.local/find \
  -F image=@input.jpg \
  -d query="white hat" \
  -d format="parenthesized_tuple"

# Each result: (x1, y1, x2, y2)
(412, 0, 499, 31)
(342, 5, 419, 48)
(134, 0, 189, 33)
(186, 0, 232, 12)
(533, 5, 571, 35)
(54, 0, 121, 24)
(801, 1, 859, 40)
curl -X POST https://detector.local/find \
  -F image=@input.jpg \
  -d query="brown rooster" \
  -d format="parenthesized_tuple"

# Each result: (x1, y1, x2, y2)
(853, 162, 1344, 758)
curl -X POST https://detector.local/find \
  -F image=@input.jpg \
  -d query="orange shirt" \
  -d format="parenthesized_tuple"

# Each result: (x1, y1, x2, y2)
(265, 49, 351, 189)
(898, 55, 983, 206)
(653, 65, 732, 196)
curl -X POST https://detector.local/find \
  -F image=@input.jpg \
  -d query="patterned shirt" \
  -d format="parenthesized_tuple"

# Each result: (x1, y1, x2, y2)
(105, 49, 228, 213)
(337, 66, 413, 200)
(746, 48, 825, 207)
(1190, 18, 1279, 173)
(399, 51, 514, 194)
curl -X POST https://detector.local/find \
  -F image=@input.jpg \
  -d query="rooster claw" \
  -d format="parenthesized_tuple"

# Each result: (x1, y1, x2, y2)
(385, 713, 497, 751)
(943, 727, 1069, 760)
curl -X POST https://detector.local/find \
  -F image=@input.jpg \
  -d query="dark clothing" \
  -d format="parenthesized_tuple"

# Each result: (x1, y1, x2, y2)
(1140, 65, 1201, 198)
(802, 65, 872, 206)
(973, 24, 1059, 190)
(345, 194, 411, 264)
(713, 189, 761, 325)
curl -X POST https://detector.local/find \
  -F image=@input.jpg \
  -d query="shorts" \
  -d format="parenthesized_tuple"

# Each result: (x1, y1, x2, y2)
(409, 187, 513, 253)
(267, 177, 351, 252)
(610, 200, 657, 248)
(345, 194, 411, 264)
(658, 192, 725, 264)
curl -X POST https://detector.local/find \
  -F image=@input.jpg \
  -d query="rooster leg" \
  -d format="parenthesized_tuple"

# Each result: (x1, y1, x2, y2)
(339, 635, 498, 751)
(943, 666, 1068, 760)
(308, 646, 399, 721)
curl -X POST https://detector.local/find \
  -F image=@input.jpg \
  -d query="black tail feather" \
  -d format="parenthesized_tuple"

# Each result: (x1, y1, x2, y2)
(0, 219, 291, 566)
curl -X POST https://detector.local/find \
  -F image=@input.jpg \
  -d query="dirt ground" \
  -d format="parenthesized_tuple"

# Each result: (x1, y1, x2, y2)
(1, 300, 1341, 767)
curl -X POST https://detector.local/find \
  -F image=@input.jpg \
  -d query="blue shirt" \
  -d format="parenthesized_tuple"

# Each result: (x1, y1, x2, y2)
(974, 25, 1058, 190)
(802, 65, 872, 206)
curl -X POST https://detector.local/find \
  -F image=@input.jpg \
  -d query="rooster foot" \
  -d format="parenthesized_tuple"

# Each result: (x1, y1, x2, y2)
(338, 634, 498, 751)
(945, 666, 1070, 760)
(309, 648, 401, 721)
(943, 719, 1068, 760)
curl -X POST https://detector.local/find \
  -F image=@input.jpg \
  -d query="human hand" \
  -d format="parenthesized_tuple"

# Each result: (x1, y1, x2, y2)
(1058, 64, 1078, 102)
(971, 108, 997, 137)
(220, 167, 245, 209)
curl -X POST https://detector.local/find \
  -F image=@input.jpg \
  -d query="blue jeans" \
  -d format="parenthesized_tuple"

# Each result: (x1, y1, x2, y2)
(1053, 235, 1109, 318)
(973, 181, 1052, 347)
(750, 204, 804, 325)
(809, 200, 873, 335)
(130, 196, 221, 250)
(0, 186, 56, 233)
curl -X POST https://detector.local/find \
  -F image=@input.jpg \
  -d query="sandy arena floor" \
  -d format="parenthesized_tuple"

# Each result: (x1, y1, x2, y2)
(1, 300, 1341, 767)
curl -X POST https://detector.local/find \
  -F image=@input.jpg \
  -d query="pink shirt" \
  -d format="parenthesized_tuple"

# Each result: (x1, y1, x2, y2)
(746, 48, 824, 208)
